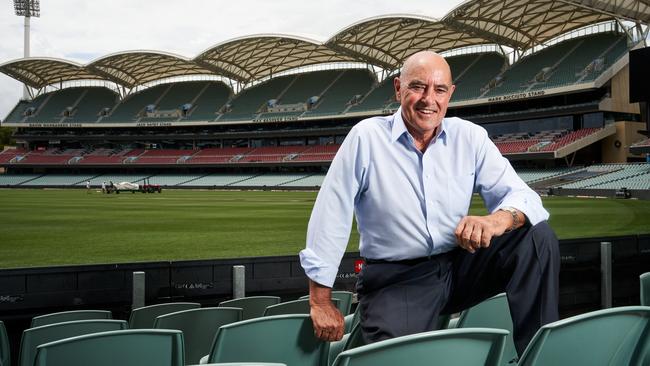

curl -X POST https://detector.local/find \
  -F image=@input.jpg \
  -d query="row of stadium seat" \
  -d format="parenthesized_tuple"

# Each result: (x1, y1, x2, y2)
(4, 33, 628, 125)
(0, 127, 607, 167)
(0, 163, 647, 190)
(1, 145, 341, 166)
(559, 163, 650, 189)
(2, 275, 649, 366)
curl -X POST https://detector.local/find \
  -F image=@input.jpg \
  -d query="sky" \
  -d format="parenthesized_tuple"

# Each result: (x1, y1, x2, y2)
(0, 0, 463, 122)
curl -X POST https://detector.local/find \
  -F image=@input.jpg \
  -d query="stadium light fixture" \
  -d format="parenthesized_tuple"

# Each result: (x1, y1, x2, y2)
(13, 0, 40, 100)
(13, 0, 40, 17)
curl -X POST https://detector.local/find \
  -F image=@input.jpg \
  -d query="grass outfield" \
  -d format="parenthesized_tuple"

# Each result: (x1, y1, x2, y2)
(0, 189, 649, 269)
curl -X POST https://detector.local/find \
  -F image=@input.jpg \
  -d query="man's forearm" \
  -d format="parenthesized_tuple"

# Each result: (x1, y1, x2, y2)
(309, 278, 333, 305)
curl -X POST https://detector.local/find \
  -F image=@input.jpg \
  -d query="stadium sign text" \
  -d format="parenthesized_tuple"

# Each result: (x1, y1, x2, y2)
(488, 90, 545, 102)
(135, 122, 173, 127)
(254, 116, 299, 123)
(0, 295, 24, 303)
(28, 123, 81, 128)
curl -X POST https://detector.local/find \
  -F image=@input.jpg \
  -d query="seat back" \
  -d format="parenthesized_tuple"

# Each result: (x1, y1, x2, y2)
(129, 302, 200, 329)
(264, 299, 339, 316)
(198, 364, 287, 365)
(455, 293, 517, 364)
(641, 273, 650, 306)
(0, 321, 9, 366)
(208, 314, 329, 366)
(518, 306, 650, 366)
(154, 307, 242, 365)
(219, 296, 281, 320)
(33, 329, 184, 366)
(31, 310, 112, 328)
(343, 306, 360, 333)
(332, 328, 508, 366)
(328, 322, 365, 366)
(19, 319, 128, 366)
(301, 291, 354, 315)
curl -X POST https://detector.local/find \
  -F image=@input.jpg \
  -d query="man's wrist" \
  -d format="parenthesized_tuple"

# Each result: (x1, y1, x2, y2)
(309, 279, 333, 305)
(499, 207, 519, 232)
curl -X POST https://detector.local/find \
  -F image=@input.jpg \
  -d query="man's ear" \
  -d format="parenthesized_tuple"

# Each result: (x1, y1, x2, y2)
(393, 77, 401, 101)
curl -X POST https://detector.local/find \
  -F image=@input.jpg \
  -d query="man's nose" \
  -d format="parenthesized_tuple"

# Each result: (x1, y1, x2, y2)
(420, 87, 434, 104)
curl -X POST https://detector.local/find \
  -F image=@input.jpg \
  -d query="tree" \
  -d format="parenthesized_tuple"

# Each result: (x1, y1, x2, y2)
(0, 127, 15, 150)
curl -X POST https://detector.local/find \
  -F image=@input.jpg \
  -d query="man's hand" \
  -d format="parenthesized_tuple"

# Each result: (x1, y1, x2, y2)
(308, 279, 345, 342)
(455, 210, 517, 253)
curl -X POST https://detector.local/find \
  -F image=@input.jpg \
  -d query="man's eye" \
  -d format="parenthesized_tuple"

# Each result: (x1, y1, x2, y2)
(410, 85, 425, 91)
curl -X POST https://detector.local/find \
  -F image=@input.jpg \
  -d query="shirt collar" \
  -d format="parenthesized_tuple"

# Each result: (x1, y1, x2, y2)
(391, 107, 448, 145)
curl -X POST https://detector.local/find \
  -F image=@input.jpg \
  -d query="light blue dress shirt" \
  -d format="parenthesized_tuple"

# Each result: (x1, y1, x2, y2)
(300, 109, 549, 287)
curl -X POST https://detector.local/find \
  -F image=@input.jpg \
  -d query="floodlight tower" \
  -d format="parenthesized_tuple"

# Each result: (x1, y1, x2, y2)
(13, 0, 40, 100)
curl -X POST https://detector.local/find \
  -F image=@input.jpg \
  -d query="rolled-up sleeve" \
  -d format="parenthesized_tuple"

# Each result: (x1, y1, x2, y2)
(299, 127, 367, 287)
(473, 128, 549, 225)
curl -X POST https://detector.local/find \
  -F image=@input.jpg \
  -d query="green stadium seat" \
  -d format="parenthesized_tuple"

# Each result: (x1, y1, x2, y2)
(33, 329, 184, 366)
(129, 302, 200, 329)
(331, 328, 508, 366)
(154, 307, 243, 365)
(4, 100, 31, 123)
(187, 82, 232, 121)
(31, 310, 113, 328)
(66, 87, 117, 123)
(0, 321, 9, 366)
(518, 306, 650, 366)
(347, 76, 396, 113)
(343, 306, 360, 333)
(218, 296, 280, 320)
(205, 314, 329, 366)
(449, 53, 505, 101)
(264, 298, 340, 316)
(641, 272, 650, 306)
(328, 334, 351, 366)
(330, 311, 476, 366)
(328, 323, 365, 366)
(19, 319, 128, 366)
(223, 76, 295, 121)
(454, 293, 517, 364)
(194, 363, 286, 366)
(300, 291, 354, 315)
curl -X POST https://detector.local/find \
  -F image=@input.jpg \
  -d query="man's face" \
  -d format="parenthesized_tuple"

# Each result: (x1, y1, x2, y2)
(394, 55, 455, 137)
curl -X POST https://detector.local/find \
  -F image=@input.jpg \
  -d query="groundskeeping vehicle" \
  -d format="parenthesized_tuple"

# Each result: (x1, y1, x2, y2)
(106, 179, 162, 194)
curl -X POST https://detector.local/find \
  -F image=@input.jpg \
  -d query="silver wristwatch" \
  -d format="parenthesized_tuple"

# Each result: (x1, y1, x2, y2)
(500, 206, 519, 232)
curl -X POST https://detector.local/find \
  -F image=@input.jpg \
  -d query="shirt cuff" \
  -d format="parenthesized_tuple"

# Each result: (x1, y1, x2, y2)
(495, 198, 548, 226)
(299, 248, 338, 288)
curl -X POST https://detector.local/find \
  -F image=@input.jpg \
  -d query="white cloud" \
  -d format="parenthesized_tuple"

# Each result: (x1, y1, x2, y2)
(0, 0, 461, 121)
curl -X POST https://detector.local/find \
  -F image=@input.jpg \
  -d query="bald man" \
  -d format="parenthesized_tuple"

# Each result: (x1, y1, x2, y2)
(300, 51, 559, 356)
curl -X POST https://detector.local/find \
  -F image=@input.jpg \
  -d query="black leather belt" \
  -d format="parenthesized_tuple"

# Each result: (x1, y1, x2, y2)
(364, 250, 456, 266)
(364, 256, 434, 266)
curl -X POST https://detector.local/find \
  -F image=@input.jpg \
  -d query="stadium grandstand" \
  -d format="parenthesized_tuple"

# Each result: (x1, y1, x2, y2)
(2, 2, 650, 365)
(0, 0, 649, 199)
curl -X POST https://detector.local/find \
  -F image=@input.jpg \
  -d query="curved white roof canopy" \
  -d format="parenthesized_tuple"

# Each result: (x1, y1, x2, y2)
(195, 34, 359, 83)
(1, 0, 648, 90)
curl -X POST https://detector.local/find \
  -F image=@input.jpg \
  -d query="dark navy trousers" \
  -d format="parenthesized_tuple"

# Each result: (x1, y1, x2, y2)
(356, 221, 560, 356)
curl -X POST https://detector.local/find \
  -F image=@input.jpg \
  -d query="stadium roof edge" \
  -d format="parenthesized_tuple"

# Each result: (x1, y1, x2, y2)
(327, 13, 442, 34)
(87, 50, 215, 89)
(562, 0, 650, 23)
(2, 0, 648, 91)
(194, 33, 359, 83)
(0, 56, 86, 68)
(195, 33, 328, 55)
(88, 49, 195, 64)
(0, 57, 107, 89)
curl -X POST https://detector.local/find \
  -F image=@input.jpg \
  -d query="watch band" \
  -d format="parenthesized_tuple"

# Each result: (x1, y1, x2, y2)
(500, 207, 519, 232)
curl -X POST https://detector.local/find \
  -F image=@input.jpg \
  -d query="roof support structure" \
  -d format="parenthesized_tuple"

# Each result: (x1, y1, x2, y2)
(1, 0, 648, 94)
